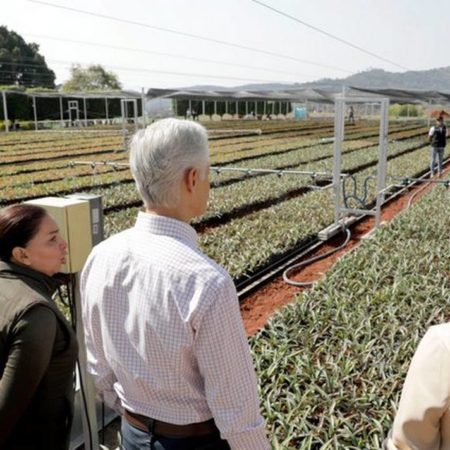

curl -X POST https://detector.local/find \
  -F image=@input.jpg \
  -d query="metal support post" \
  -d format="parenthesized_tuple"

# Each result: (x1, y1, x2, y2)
(133, 99, 138, 133)
(75, 273, 100, 450)
(375, 99, 389, 227)
(121, 99, 127, 148)
(59, 96, 64, 127)
(263, 101, 266, 116)
(32, 96, 38, 131)
(141, 88, 147, 127)
(214, 101, 217, 116)
(235, 101, 238, 117)
(427, 99, 432, 127)
(105, 98, 109, 121)
(245, 101, 248, 115)
(333, 98, 345, 224)
(202, 100, 205, 116)
(83, 98, 88, 127)
(2, 91, 9, 132)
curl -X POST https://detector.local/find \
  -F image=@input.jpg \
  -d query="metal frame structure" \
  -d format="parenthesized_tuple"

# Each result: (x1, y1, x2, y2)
(0, 89, 143, 132)
(120, 98, 139, 149)
(333, 95, 389, 227)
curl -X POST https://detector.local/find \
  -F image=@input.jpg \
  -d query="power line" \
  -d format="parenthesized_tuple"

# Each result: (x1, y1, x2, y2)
(0, 61, 304, 85)
(48, 59, 305, 84)
(250, 0, 410, 71)
(25, 33, 323, 80)
(26, 0, 353, 74)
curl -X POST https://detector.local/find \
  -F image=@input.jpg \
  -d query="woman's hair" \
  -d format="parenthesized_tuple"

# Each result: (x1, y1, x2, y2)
(129, 118, 209, 208)
(0, 204, 47, 261)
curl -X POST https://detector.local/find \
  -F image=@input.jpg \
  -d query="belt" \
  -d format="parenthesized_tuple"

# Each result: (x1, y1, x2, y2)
(123, 409, 219, 438)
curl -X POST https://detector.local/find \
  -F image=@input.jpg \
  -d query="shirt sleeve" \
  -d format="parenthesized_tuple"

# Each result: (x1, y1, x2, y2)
(80, 264, 122, 413)
(429, 126, 435, 137)
(384, 325, 450, 450)
(193, 276, 270, 450)
(0, 305, 57, 444)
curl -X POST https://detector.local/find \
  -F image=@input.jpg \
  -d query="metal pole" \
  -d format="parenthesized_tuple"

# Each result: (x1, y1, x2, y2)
(427, 99, 432, 127)
(59, 96, 64, 127)
(75, 273, 100, 450)
(33, 96, 38, 131)
(333, 98, 345, 225)
(202, 100, 205, 116)
(141, 88, 147, 127)
(375, 99, 389, 227)
(235, 101, 238, 117)
(2, 91, 9, 133)
(214, 101, 217, 116)
(245, 101, 248, 115)
(263, 101, 266, 116)
(121, 100, 126, 149)
(83, 98, 87, 127)
(105, 98, 109, 121)
(133, 99, 138, 133)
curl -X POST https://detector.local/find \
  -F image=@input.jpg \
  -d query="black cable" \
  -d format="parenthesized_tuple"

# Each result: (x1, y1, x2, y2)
(250, 0, 410, 71)
(23, 34, 323, 80)
(26, 0, 351, 73)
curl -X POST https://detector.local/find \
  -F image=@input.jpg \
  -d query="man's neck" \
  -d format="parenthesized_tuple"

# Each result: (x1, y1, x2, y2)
(145, 206, 191, 223)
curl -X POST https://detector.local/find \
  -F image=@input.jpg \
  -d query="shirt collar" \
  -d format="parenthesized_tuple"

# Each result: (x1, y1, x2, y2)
(134, 212, 198, 247)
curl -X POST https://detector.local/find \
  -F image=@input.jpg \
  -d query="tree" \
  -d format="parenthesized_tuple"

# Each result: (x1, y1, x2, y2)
(62, 64, 122, 92)
(0, 26, 55, 88)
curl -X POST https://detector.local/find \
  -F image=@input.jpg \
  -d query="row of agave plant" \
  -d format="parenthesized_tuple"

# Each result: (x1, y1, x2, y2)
(1, 123, 426, 205)
(250, 180, 450, 449)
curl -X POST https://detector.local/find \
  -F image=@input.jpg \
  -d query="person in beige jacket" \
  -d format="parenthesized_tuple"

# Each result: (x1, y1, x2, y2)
(384, 323, 450, 450)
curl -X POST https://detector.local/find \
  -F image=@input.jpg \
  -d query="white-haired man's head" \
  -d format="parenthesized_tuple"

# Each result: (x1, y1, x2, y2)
(129, 118, 210, 220)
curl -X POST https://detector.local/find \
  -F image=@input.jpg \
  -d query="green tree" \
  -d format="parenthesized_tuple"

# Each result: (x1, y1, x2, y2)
(62, 64, 122, 92)
(0, 26, 55, 88)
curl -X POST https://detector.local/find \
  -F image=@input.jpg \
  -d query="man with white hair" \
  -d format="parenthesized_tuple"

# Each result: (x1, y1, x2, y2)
(81, 119, 270, 450)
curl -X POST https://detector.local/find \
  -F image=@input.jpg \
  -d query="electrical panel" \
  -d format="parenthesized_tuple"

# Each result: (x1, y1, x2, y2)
(65, 193, 104, 246)
(25, 197, 92, 273)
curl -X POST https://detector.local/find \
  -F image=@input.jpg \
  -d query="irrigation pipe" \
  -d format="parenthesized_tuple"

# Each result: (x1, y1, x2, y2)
(283, 227, 351, 287)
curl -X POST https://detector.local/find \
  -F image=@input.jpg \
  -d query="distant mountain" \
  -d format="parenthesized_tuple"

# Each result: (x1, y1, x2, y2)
(186, 67, 450, 92)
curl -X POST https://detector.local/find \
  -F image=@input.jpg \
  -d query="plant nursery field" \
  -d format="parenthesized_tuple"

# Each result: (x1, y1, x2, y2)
(0, 117, 447, 449)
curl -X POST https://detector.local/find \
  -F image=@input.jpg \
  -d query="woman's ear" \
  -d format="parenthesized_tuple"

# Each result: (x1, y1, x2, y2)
(11, 247, 29, 265)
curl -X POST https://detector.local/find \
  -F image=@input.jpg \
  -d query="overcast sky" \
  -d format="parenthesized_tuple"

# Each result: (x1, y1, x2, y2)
(3, 0, 450, 91)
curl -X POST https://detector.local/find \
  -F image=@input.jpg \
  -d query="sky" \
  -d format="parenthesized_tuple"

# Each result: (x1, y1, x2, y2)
(2, 0, 450, 91)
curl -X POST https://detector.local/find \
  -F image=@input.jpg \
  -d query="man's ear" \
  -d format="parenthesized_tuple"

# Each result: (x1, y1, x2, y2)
(184, 168, 198, 193)
(11, 247, 29, 265)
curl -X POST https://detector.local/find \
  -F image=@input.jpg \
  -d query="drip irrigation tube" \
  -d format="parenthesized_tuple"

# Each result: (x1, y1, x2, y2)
(283, 227, 351, 287)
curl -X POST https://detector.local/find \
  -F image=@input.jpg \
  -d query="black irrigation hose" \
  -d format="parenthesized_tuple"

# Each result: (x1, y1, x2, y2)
(283, 227, 351, 287)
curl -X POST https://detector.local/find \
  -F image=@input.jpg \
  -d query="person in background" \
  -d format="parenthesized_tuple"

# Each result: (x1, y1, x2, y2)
(384, 323, 450, 450)
(81, 118, 270, 450)
(428, 116, 448, 176)
(348, 105, 355, 124)
(0, 204, 78, 450)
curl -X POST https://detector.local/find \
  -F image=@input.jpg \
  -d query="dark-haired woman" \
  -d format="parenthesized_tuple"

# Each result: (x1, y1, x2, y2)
(0, 204, 78, 450)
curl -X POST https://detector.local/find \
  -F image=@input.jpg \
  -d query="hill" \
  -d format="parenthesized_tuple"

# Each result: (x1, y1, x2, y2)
(187, 66, 450, 92)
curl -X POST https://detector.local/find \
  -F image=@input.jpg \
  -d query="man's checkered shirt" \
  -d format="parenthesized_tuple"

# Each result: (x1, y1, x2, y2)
(81, 212, 270, 449)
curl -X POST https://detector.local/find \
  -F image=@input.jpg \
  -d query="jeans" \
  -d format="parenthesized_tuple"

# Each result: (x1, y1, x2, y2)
(430, 146, 444, 175)
(121, 418, 231, 450)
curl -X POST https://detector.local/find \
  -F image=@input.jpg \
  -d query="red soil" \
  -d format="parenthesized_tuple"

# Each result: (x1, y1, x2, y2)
(240, 169, 448, 336)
